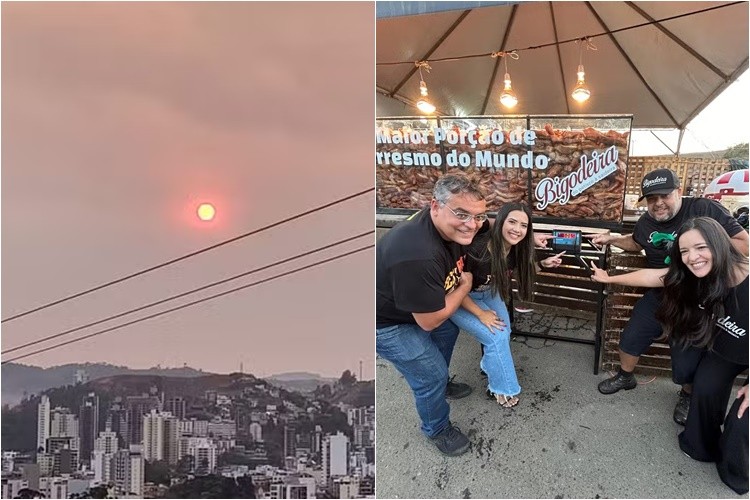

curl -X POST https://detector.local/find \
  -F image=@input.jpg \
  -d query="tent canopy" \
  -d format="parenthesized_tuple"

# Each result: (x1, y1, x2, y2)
(376, 1, 748, 130)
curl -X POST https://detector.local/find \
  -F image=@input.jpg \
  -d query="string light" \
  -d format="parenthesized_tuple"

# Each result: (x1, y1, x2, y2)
(571, 38, 596, 103)
(377, 3, 740, 112)
(377, 3, 735, 68)
(494, 51, 519, 108)
(414, 61, 436, 114)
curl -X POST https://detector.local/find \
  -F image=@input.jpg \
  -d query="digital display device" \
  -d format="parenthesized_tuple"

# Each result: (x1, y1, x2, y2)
(551, 230, 582, 254)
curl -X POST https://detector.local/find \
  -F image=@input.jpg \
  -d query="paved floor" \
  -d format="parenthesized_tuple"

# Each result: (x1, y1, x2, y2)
(376, 321, 748, 499)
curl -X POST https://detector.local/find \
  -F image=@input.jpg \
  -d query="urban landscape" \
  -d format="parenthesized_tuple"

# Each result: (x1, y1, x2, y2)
(1, 367, 375, 498)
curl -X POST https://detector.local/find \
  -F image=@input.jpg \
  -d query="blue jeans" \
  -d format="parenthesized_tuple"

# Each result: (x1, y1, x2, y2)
(450, 289, 521, 397)
(376, 320, 459, 437)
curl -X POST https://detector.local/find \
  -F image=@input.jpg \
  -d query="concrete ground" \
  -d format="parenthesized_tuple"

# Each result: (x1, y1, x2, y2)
(376, 321, 748, 499)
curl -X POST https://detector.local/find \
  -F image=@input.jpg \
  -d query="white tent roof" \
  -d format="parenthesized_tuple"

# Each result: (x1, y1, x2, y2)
(376, 1, 749, 130)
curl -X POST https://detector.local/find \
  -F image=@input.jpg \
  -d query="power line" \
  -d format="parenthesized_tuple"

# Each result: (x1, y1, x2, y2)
(3, 230, 374, 355)
(376, 2, 742, 66)
(2, 187, 374, 324)
(2, 244, 374, 365)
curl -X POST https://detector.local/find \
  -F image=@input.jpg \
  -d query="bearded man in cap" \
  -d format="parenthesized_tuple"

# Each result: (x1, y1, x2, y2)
(586, 168, 749, 424)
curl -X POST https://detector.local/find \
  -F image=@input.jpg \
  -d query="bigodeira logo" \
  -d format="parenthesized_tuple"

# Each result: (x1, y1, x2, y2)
(643, 176, 667, 188)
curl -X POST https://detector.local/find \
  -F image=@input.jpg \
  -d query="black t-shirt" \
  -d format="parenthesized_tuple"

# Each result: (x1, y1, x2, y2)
(465, 228, 516, 292)
(376, 208, 466, 328)
(632, 197, 743, 268)
(712, 276, 748, 365)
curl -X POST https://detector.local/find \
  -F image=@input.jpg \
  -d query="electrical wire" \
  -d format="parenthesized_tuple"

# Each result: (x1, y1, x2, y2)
(2, 187, 374, 324)
(2, 230, 374, 356)
(2, 244, 374, 365)
(376, 3, 742, 66)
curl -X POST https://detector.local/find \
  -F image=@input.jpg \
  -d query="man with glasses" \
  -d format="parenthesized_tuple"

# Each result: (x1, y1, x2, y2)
(376, 173, 487, 456)
(587, 168, 748, 425)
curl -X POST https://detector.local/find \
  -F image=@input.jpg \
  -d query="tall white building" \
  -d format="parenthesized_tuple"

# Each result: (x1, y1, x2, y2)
(92, 450, 113, 485)
(332, 476, 360, 499)
(95, 431, 119, 455)
(249, 422, 263, 442)
(347, 407, 365, 426)
(142, 410, 180, 465)
(37, 396, 51, 451)
(112, 445, 144, 498)
(180, 418, 209, 437)
(2, 479, 29, 499)
(128, 445, 144, 497)
(1, 451, 19, 474)
(39, 477, 69, 499)
(50, 408, 78, 438)
(323, 432, 349, 481)
(268, 475, 315, 499)
(207, 419, 236, 439)
(37, 453, 54, 476)
(180, 437, 217, 474)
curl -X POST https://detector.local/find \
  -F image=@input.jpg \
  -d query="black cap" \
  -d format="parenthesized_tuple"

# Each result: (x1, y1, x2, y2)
(638, 168, 681, 201)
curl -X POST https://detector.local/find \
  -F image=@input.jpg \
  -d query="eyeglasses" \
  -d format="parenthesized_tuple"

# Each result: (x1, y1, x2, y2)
(441, 203, 488, 224)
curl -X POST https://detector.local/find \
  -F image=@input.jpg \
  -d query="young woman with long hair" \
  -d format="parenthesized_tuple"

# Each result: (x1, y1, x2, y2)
(592, 217, 748, 494)
(450, 203, 563, 407)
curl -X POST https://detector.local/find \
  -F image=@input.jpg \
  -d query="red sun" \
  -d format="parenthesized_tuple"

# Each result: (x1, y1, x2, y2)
(196, 203, 216, 221)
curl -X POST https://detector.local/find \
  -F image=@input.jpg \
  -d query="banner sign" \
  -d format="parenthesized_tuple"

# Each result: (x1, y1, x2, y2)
(376, 116, 632, 224)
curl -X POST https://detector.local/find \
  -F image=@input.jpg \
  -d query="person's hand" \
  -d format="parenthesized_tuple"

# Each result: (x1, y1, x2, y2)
(584, 231, 612, 249)
(737, 385, 748, 418)
(541, 251, 565, 269)
(476, 309, 506, 334)
(589, 262, 611, 283)
(534, 233, 554, 249)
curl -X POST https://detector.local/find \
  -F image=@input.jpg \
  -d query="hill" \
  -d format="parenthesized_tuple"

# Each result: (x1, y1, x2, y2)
(1, 372, 373, 453)
(1, 362, 210, 407)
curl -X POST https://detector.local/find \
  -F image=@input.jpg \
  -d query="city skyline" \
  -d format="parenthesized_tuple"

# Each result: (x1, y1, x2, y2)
(3, 369, 374, 498)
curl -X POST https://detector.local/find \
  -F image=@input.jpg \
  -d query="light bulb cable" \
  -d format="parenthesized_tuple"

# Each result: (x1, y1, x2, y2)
(377, 2, 741, 67)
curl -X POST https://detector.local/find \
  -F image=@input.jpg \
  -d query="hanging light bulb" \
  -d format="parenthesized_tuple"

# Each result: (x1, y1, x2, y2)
(571, 64, 590, 102)
(416, 79, 436, 114)
(499, 73, 518, 108)
(414, 62, 436, 114)
(571, 38, 595, 103)
(497, 52, 518, 108)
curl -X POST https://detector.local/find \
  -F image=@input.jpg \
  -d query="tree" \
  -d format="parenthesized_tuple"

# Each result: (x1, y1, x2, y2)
(723, 142, 749, 160)
(217, 450, 251, 467)
(339, 370, 357, 387)
(75, 485, 108, 499)
(314, 384, 332, 398)
(197, 457, 210, 475)
(144, 459, 171, 486)
(87, 485, 109, 499)
(176, 454, 195, 474)
(14, 489, 45, 499)
(167, 475, 255, 498)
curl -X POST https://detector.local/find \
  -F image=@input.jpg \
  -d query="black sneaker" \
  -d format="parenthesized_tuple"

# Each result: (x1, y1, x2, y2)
(597, 371, 637, 394)
(446, 376, 472, 399)
(429, 423, 471, 456)
(673, 390, 691, 426)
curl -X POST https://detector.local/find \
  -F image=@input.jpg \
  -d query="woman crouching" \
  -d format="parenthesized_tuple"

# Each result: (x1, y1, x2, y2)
(450, 203, 563, 407)
(592, 216, 748, 494)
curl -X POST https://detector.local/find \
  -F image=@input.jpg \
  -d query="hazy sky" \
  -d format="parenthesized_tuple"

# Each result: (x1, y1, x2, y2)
(2, 2, 375, 379)
(630, 71, 749, 156)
